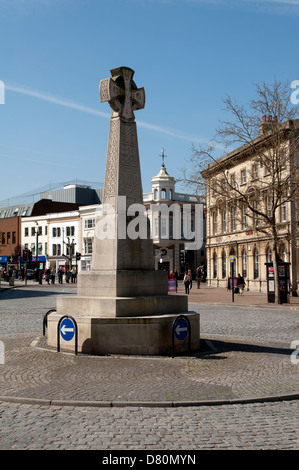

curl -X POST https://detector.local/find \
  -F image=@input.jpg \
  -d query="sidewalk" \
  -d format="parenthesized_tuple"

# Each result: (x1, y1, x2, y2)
(172, 282, 299, 309)
(1, 278, 299, 308)
(0, 279, 76, 293)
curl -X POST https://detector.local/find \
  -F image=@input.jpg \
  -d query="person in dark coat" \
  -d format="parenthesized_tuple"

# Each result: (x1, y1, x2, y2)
(237, 273, 245, 295)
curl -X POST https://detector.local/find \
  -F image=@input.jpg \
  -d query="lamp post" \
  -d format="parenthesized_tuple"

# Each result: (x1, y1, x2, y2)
(35, 222, 40, 283)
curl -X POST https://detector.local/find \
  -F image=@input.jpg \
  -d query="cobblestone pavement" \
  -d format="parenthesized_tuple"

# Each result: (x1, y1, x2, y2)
(0, 284, 298, 450)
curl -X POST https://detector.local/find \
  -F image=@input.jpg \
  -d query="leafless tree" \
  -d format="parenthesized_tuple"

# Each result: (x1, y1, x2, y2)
(182, 79, 299, 303)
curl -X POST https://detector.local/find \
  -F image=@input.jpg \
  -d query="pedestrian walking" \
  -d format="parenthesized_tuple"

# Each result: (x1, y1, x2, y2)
(46, 268, 51, 284)
(184, 271, 190, 294)
(237, 273, 245, 295)
(58, 268, 63, 284)
(51, 269, 56, 284)
(196, 267, 202, 289)
(174, 268, 178, 292)
(71, 267, 77, 283)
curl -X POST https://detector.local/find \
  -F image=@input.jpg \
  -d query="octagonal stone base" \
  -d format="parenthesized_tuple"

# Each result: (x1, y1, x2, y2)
(47, 312, 200, 356)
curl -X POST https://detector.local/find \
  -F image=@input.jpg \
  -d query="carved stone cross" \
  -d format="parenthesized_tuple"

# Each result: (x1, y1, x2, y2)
(99, 66, 145, 121)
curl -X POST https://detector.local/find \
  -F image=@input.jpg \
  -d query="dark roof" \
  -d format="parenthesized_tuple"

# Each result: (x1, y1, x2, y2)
(30, 199, 81, 217)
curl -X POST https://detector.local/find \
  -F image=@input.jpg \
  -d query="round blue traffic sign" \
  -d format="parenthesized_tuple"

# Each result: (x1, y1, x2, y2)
(60, 317, 75, 341)
(174, 317, 189, 341)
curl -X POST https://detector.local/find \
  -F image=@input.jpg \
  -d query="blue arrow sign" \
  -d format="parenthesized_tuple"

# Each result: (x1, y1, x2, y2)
(174, 317, 189, 341)
(60, 318, 75, 341)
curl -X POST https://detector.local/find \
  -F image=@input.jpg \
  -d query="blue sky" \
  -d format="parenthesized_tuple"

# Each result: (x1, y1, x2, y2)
(0, 0, 298, 205)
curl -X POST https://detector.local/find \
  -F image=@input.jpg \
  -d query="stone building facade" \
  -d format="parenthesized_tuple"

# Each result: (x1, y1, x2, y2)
(143, 163, 206, 277)
(202, 118, 299, 294)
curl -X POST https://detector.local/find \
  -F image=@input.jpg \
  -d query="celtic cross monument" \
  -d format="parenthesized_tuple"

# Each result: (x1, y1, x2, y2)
(47, 67, 199, 355)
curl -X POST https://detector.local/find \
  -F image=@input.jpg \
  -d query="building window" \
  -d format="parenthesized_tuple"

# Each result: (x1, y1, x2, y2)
(169, 217, 173, 239)
(12, 232, 16, 244)
(66, 245, 75, 256)
(242, 249, 247, 278)
(84, 238, 93, 254)
(222, 210, 227, 233)
(31, 227, 35, 236)
(161, 217, 168, 238)
(231, 207, 236, 232)
(254, 249, 259, 279)
(230, 173, 236, 188)
(24, 227, 29, 237)
(222, 251, 226, 279)
(280, 244, 287, 262)
(253, 200, 259, 227)
(31, 243, 35, 255)
(52, 227, 57, 237)
(241, 169, 246, 184)
(252, 164, 258, 180)
(84, 219, 95, 229)
(66, 226, 75, 237)
(154, 189, 158, 200)
(213, 252, 217, 278)
(267, 247, 272, 262)
(52, 244, 61, 256)
(38, 243, 42, 255)
(153, 217, 159, 238)
(7, 232, 11, 243)
(212, 211, 217, 235)
(1, 233, 5, 244)
(281, 193, 287, 222)
(242, 207, 247, 230)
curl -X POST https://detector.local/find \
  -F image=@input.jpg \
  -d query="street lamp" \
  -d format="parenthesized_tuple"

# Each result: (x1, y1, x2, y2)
(35, 222, 40, 282)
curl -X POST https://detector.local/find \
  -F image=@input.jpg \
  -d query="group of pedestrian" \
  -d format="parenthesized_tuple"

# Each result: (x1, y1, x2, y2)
(57, 267, 77, 284)
(45, 268, 57, 284)
(1, 265, 78, 284)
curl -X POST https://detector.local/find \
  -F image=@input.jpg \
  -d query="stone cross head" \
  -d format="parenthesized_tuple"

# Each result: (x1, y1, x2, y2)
(99, 67, 145, 121)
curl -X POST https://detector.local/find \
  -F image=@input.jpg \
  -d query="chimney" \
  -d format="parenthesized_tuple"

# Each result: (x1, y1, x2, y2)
(262, 115, 267, 123)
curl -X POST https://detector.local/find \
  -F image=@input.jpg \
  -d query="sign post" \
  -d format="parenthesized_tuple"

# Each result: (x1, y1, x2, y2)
(230, 255, 235, 303)
(172, 315, 191, 357)
(57, 315, 78, 355)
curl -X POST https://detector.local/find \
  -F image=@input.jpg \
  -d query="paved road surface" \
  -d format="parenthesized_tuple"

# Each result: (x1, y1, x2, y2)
(0, 284, 298, 451)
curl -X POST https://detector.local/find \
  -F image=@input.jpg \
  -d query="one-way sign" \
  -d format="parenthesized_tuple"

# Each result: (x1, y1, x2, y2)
(60, 317, 75, 341)
(174, 316, 189, 341)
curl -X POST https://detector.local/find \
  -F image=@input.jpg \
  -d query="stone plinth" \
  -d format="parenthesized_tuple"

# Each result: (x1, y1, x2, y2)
(47, 312, 200, 356)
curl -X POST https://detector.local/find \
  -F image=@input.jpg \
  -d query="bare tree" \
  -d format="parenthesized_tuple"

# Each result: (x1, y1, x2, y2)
(182, 79, 299, 303)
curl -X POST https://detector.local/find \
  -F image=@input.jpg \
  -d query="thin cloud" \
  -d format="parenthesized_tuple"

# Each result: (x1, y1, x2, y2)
(6, 83, 206, 144)
(185, 0, 299, 10)
(6, 84, 110, 119)
(0, 151, 71, 169)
